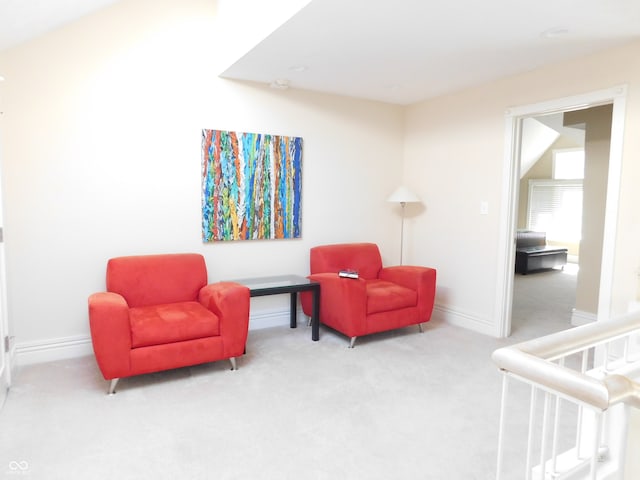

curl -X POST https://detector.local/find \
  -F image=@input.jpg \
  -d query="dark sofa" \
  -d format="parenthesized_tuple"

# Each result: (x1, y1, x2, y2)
(515, 230, 568, 274)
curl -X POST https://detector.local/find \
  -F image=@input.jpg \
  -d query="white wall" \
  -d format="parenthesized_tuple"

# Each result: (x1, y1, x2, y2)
(403, 93, 507, 333)
(404, 40, 640, 335)
(0, 0, 404, 362)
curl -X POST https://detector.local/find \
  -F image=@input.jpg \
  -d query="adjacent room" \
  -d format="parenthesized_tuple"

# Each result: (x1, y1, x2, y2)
(2, 0, 640, 478)
(511, 104, 612, 339)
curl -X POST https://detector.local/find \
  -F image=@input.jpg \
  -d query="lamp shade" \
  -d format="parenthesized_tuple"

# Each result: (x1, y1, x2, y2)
(387, 186, 420, 204)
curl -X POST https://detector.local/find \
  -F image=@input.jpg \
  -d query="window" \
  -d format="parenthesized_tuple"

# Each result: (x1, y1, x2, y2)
(527, 179, 583, 242)
(527, 148, 584, 243)
(553, 148, 584, 179)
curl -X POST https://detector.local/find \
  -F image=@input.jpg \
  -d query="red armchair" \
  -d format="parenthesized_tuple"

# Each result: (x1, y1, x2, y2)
(88, 253, 250, 394)
(301, 243, 436, 347)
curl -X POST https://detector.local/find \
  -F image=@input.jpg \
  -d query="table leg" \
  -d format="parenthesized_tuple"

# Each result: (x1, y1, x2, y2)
(312, 286, 320, 341)
(290, 292, 297, 328)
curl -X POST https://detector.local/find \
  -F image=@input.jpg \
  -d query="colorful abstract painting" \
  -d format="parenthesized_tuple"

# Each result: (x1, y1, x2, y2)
(201, 129, 303, 242)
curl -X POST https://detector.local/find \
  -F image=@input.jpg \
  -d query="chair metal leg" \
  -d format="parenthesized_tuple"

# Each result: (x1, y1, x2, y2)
(229, 357, 237, 370)
(108, 378, 119, 395)
(349, 337, 357, 348)
(418, 323, 424, 333)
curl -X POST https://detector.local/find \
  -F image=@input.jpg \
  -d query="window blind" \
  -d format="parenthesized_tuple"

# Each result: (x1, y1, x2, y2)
(527, 179, 583, 242)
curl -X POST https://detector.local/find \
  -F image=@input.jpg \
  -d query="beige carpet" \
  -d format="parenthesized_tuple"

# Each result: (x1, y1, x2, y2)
(510, 264, 578, 340)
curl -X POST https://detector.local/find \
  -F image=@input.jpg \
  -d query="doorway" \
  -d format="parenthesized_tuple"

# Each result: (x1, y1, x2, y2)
(494, 86, 627, 338)
(510, 111, 584, 338)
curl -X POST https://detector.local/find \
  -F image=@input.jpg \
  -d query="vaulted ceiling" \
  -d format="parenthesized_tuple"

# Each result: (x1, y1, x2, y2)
(2, 0, 640, 105)
(220, 0, 640, 104)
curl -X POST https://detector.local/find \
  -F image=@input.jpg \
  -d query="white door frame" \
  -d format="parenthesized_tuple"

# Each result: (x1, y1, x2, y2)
(0, 117, 9, 409)
(0, 233, 10, 410)
(494, 85, 628, 338)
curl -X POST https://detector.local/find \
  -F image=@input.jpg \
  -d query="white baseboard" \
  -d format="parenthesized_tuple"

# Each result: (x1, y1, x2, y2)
(571, 309, 597, 326)
(18, 305, 497, 365)
(432, 304, 496, 337)
(16, 335, 94, 366)
(14, 308, 295, 366)
(249, 308, 299, 330)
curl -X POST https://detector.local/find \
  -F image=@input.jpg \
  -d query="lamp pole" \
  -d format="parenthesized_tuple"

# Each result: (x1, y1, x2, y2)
(386, 185, 420, 266)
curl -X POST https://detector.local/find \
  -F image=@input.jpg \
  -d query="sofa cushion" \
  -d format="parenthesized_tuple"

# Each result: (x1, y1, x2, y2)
(130, 301, 220, 348)
(366, 279, 417, 314)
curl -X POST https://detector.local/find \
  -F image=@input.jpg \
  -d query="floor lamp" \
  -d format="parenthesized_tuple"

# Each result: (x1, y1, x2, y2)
(387, 186, 420, 265)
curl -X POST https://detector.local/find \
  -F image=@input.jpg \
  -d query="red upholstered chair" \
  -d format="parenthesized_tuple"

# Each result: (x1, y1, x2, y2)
(301, 243, 436, 347)
(88, 253, 250, 394)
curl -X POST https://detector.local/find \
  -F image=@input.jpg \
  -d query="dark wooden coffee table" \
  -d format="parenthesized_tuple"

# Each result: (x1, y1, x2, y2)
(232, 274, 320, 341)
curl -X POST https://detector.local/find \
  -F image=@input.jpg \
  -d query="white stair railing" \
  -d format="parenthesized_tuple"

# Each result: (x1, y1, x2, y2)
(493, 311, 640, 479)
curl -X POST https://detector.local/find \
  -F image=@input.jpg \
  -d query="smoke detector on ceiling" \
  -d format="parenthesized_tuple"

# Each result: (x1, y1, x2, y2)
(270, 79, 290, 90)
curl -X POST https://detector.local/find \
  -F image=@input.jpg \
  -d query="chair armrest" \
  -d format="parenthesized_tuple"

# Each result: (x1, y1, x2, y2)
(199, 282, 250, 357)
(379, 266, 437, 321)
(307, 272, 368, 336)
(88, 292, 131, 379)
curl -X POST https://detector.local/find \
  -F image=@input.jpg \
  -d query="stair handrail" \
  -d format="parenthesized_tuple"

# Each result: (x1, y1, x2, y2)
(492, 311, 640, 410)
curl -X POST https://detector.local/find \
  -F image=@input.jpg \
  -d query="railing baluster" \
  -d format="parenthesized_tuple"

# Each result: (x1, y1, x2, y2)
(575, 350, 589, 460)
(525, 386, 537, 480)
(550, 358, 565, 474)
(576, 404, 584, 460)
(581, 348, 589, 374)
(539, 391, 552, 478)
(495, 374, 509, 480)
(590, 411, 603, 480)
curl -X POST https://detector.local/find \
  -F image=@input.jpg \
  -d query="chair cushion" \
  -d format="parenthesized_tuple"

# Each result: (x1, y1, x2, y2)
(310, 243, 382, 280)
(366, 279, 417, 315)
(130, 301, 220, 348)
(107, 254, 207, 308)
